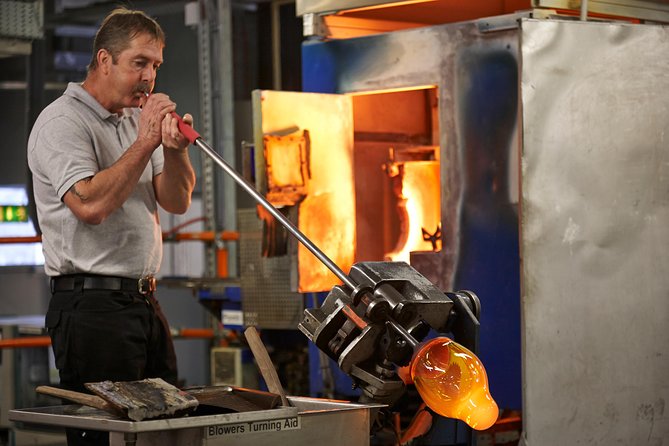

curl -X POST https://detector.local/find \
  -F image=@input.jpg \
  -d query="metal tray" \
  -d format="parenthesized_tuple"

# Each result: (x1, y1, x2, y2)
(10, 395, 384, 446)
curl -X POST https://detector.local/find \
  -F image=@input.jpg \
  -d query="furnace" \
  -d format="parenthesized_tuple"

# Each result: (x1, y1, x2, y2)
(253, 86, 442, 293)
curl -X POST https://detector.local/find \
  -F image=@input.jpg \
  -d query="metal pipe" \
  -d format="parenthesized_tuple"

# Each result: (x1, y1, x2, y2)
(217, 0, 239, 278)
(193, 138, 358, 290)
(386, 319, 419, 349)
(0, 329, 215, 348)
(175, 328, 215, 339)
(0, 236, 42, 244)
(0, 336, 51, 349)
(165, 231, 239, 242)
(580, 0, 588, 20)
(0, 233, 239, 244)
(195, 0, 217, 278)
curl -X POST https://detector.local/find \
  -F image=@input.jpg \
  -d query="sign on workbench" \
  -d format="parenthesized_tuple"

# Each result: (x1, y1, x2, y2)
(205, 416, 301, 438)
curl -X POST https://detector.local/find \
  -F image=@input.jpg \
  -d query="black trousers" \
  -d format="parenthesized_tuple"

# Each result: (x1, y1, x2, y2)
(46, 277, 178, 446)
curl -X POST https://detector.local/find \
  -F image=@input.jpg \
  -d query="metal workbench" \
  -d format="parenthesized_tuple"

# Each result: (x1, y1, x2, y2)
(10, 396, 384, 446)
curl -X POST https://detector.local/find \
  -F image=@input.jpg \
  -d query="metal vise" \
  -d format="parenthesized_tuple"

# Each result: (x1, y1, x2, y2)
(298, 261, 481, 405)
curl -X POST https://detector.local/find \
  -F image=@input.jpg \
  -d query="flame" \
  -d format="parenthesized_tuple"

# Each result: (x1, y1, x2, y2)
(386, 160, 441, 263)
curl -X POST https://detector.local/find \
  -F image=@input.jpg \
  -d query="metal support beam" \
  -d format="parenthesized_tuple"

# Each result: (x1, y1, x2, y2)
(216, 0, 238, 277)
(196, 0, 217, 278)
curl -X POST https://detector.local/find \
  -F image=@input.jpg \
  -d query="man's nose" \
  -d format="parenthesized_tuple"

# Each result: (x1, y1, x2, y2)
(141, 66, 156, 83)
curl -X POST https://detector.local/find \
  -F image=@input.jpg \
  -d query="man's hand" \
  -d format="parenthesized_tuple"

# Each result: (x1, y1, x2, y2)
(154, 110, 196, 214)
(161, 113, 193, 151)
(137, 93, 177, 149)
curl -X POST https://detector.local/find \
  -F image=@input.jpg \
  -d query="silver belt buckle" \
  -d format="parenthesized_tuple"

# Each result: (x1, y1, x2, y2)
(138, 276, 157, 294)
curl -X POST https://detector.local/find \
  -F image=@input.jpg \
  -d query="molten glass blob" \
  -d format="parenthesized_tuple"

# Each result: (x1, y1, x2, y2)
(409, 337, 498, 430)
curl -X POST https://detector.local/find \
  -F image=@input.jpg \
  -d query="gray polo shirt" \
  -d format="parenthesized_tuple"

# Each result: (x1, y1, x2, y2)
(27, 83, 165, 278)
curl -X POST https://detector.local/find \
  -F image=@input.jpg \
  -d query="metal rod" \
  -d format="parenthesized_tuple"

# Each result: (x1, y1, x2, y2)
(386, 319, 419, 349)
(193, 138, 358, 290)
(580, 0, 588, 20)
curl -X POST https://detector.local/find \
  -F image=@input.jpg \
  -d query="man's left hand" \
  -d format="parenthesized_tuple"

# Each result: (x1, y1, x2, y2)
(161, 113, 193, 151)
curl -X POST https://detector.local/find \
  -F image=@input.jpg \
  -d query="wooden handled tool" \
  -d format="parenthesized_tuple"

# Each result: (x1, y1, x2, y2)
(36, 386, 124, 417)
(244, 326, 290, 406)
(38, 378, 199, 421)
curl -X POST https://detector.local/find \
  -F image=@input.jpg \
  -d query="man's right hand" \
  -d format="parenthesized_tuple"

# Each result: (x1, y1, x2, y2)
(137, 93, 177, 150)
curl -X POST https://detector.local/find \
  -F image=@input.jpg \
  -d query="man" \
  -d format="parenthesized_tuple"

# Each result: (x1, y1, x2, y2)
(27, 8, 196, 445)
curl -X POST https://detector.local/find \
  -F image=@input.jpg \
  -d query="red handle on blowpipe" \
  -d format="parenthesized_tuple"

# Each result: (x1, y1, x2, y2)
(171, 111, 200, 145)
(143, 92, 200, 144)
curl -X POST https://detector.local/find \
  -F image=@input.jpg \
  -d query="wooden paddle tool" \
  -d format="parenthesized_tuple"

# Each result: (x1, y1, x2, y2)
(244, 326, 290, 406)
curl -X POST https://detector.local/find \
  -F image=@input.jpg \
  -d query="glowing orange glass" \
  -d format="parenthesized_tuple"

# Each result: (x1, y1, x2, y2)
(409, 337, 498, 430)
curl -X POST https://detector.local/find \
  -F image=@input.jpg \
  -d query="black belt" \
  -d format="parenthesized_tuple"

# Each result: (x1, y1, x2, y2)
(50, 275, 157, 295)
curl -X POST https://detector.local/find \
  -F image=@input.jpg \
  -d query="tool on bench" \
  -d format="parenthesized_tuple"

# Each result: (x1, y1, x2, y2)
(185, 385, 281, 412)
(244, 326, 290, 407)
(37, 379, 281, 421)
(36, 385, 124, 417)
(38, 378, 198, 421)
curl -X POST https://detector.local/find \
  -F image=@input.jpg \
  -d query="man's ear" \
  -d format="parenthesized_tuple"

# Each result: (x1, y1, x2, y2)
(97, 49, 112, 75)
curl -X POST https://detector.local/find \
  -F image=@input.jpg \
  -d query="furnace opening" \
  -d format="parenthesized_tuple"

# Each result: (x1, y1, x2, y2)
(351, 87, 441, 265)
(254, 87, 441, 292)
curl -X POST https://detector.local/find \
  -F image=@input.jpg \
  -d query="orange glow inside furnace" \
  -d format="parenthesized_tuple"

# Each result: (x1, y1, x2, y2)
(256, 90, 355, 293)
(385, 160, 441, 263)
(256, 87, 441, 293)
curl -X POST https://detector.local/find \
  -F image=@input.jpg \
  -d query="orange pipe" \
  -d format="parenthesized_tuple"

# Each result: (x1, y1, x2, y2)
(0, 231, 240, 244)
(0, 236, 42, 244)
(217, 248, 229, 278)
(0, 336, 51, 349)
(0, 329, 215, 348)
(166, 231, 239, 242)
(176, 328, 215, 339)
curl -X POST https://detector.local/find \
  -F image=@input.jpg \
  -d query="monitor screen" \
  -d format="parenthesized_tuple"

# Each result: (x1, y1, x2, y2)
(0, 186, 44, 266)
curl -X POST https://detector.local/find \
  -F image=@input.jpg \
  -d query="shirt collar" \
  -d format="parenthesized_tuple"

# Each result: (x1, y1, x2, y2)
(64, 82, 135, 123)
